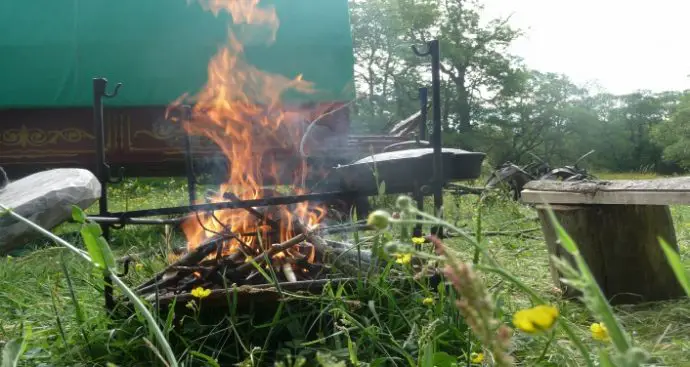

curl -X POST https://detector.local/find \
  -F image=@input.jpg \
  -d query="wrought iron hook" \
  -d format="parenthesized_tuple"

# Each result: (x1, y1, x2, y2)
(412, 43, 432, 57)
(93, 78, 123, 99)
(105, 164, 125, 184)
(103, 82, 123, 99)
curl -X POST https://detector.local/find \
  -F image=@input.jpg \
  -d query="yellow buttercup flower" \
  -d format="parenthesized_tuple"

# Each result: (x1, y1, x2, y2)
(135, 263, 144, 271)
(590, 322, 610, 342)
(395, 252, 412, 265)
(191, 286, 211, 299)
(512, 304, 559, 334)
(471, 352, 484, 364)
(411, 237, 425, 245)
(422, 297, 434, 306)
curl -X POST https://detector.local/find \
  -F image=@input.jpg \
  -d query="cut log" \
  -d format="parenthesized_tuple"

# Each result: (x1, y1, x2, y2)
(0, 168, 101, 254)
(522, 178, 686, 304)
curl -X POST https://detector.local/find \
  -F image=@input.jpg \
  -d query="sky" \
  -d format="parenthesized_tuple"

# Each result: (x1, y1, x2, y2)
(481, 0, 690, 95)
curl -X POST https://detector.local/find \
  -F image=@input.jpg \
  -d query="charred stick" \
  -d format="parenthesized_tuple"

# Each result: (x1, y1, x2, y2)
(136, 270, 192, 295)
(444, 227, 541, 238)
(315, 222, 372, 236)
(223, 191, 281, 230)
(134, 235, 227, 292)
(170, 265, 214, 272)
(292, 220, 371, 276)
(234, 233, 307, 274)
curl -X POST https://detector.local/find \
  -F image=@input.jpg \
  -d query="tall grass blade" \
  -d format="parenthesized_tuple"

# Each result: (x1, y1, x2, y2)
(1, 326, 30, 367)
(658, 237, 690, 297)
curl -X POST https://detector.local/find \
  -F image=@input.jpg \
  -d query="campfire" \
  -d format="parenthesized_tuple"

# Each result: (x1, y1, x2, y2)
(131, 0, 373, 305)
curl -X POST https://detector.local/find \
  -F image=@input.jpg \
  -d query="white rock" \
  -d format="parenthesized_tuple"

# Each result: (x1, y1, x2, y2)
(0, 168, 101, 253)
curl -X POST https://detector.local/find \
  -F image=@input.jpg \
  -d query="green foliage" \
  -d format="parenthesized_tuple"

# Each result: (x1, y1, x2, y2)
(651, 92, 690, 169)
(2, 179, 690, 366)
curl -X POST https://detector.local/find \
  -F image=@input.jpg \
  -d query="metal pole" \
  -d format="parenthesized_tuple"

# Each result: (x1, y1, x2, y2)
(428, 40, 443, 224)
(92, 77, 122, 314)
(412, 40, 444, 237)
(413, 87, 428, 238)
(92, 78, 110, 239)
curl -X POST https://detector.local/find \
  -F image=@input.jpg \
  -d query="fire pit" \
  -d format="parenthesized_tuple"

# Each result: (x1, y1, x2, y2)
(122, 217, 443, 314)
(131, 220, 374, 306)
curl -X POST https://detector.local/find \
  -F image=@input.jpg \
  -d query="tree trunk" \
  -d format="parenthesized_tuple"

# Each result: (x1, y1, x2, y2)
(535, 204, 685, 305)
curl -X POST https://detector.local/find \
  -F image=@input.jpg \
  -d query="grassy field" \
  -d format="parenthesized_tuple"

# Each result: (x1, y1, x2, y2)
(1, 172, 689, 366)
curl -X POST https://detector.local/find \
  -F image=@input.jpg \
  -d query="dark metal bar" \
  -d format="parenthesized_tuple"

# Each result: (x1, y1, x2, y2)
(93, 78, 110, 238)
(413, 87, 428, 238)
(428, 40, 443, 225)
(108, 190, 359, 219)
(85, 216, 186, 225)
(222, 191, 281, 230)
(412, 40, 444, 237)
(181, 105, 197, 204)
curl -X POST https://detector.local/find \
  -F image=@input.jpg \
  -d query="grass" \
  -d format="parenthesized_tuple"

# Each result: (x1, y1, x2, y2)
(1, 172, 690, 366)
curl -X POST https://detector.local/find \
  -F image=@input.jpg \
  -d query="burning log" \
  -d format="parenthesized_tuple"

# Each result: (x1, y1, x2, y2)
(233, 233, 306, 274)
(134, 234, 229, 293)
(221, 191, 281, 231)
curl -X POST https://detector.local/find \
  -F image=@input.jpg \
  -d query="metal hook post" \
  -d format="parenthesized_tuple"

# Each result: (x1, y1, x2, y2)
(412, 40, 444, 237)
(92, 77, 123, 314)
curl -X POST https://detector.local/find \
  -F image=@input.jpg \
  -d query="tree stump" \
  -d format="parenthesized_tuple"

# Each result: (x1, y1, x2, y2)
(521, 177, 690, 305)
(535, 204, 684, 304)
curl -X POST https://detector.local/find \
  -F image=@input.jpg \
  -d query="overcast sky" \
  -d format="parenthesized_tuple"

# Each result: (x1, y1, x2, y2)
(481, 0, 689, 95)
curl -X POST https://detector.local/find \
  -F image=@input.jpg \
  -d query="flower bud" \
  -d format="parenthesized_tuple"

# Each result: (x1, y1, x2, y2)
(384, 241, 399, 254)
(395, 195, 413, 210)
(367, 210, 391, 230)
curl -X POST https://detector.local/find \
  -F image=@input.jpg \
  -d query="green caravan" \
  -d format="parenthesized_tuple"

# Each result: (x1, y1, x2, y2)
(0, 0, 356, 178)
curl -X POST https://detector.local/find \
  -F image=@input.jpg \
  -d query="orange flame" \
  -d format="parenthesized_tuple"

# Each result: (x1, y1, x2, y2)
(170, 0, 328, 259)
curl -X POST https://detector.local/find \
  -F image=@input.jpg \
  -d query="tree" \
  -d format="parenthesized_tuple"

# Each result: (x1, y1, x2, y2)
(478, 70, 586, 165)
(652, 92, 690, 169)
(349, 0, 525, 139)
(349, 0, 432, 133)
(430, 0, 525, 134)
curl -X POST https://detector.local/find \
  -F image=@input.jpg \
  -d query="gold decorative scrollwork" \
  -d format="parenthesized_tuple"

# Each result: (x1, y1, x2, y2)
(133, 120, 183, 142)
(0, 125, 95, 148)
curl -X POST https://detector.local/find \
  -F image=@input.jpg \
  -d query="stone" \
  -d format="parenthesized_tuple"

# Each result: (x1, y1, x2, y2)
(0, 168, 101, 254)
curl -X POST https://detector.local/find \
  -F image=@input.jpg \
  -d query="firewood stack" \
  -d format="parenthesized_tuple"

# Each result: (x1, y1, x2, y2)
(132, 219, 375, 305)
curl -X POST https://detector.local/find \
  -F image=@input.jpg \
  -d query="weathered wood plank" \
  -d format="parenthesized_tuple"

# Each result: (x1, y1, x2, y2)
(521, 177, 690, 205)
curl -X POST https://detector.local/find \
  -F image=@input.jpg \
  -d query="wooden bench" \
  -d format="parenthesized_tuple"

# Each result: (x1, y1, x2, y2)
(521, 177, 689, 305)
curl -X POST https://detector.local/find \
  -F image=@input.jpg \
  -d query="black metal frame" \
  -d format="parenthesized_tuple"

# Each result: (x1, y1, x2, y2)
(89, 40, 445, 310)
(89, 77, 366, 312)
